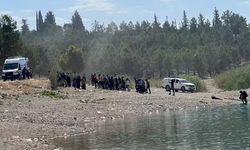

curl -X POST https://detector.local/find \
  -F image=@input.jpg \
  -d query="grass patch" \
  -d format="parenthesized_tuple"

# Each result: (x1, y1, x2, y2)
(180, 75, 207, 92)
(215, 65, 250, 90)
(41, 90, 64, 99)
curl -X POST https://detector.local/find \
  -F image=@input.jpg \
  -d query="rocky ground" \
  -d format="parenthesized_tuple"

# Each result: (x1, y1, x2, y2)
(0, 79, 242, 150)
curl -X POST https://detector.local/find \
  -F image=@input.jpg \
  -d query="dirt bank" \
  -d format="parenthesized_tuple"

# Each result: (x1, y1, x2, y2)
(0, 79, 241, 149)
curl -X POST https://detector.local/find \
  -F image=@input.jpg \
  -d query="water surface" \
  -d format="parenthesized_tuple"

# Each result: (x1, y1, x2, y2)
(54, 105, 250, 150)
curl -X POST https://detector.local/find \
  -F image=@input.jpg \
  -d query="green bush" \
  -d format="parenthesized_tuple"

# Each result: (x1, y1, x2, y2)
(180, 75, 207, 92)
(215, 65, 250, 90)
(49, 71, 59, 90)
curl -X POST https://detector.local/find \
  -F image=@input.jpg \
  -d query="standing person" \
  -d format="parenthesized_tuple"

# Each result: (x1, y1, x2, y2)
(82, 74, 86, 90)
(22, 67, 27, 79)
(121, 77, 126, 91)
(76, 74, 81, 89)
(94, 73, 98, 88)
(72, 73, 77, 89)
(134, 78, 138, 92)
(114, 77, 118, 90)
(169, 79, 175, 96)
(91, 74, 94, 86)
(125, 78, 131, 92)
(66, 73, 71, 87)
(240, 90, 248, 105)
(145, 79, 151, 94)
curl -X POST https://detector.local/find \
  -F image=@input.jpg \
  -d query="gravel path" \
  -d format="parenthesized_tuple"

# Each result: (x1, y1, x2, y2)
(0, 79, 241, 149)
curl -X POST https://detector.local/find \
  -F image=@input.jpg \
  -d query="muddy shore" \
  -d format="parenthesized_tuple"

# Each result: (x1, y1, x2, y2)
(0, 79, 241, 150)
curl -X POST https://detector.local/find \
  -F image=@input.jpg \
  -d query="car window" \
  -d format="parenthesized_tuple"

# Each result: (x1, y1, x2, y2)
(180, 80, 189, 83)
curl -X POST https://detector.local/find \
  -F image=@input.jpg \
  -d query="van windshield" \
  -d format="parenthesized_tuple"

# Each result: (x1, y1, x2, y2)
(3, 63, 19, 70)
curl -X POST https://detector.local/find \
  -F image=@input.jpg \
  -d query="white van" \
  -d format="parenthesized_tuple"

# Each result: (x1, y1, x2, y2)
(1, 57, 29, 81)
(162, 78, 196, 93)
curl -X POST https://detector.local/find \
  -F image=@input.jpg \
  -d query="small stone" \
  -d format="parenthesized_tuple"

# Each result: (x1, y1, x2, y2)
(25, 138, 33, 143)
(97, 111, 102, 114)
(0, 101, 3, 105)
(12, 136, 20, 139)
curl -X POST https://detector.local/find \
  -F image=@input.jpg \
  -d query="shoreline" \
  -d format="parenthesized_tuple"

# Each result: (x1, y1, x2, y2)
(0, 79, 240, 149)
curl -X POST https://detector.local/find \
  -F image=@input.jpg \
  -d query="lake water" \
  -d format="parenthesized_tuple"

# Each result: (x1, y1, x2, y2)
(54, 104, 250, 150)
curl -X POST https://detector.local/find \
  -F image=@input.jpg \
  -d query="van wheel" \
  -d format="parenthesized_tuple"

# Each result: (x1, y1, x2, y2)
(181, 86, 186, 92)
(165, 85, 170, 91)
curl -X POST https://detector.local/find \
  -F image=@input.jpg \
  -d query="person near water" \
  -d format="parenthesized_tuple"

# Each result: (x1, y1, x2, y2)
(240, 90, 248, 104)
(169, 79, 175, 96)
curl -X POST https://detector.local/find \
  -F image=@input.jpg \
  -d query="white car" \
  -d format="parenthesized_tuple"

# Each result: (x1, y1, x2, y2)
(162, 78, 196, 93)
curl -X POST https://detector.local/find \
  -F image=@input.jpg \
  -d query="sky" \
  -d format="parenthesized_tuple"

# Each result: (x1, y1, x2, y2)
(0, 0, 250, 30)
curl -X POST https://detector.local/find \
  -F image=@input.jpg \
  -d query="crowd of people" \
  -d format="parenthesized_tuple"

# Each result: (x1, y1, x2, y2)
(90, 73, 131, 91)
(57, 72, 86, 89)
(56, 72, 152, 94)
(53, 72, 250, 104)
(134, 78, 151, 94)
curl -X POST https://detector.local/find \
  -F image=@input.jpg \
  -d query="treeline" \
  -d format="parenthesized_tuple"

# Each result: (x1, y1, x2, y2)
(1, 8, 250, 78)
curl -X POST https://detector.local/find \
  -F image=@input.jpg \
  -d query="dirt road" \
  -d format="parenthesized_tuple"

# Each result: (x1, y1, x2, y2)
(0, 79, 241, 149)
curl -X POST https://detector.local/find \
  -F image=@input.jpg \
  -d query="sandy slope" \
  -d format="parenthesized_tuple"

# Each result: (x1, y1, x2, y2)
(0, 79, 242, 149)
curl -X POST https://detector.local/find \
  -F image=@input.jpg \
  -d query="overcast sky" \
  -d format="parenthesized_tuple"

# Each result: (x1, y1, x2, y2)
(1, 0, 250, 30)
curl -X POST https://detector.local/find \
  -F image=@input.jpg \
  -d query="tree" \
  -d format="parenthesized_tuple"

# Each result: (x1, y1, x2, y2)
(106, 22, 118, 34)
(198, 14, 205, 29)
(193, 53, 206, 76)
(72, 11, 85, 31)
(21, 19, 29, 35)
(36, 11, 44, 32)
(59, 45, 84, 73)
(212, 7, 222, 29)
(190, 17, 197, 33)
(182, 10, 189, 30)
(0, 15, 22, 65)
(44, 11, 56, 26)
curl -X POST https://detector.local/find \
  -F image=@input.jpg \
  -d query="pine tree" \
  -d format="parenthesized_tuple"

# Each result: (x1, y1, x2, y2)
(212, 7, 222, 29)
(44, 11, 56, 26)
(36, 11, 44, 32)
(182, 10, 189, 30)
(72, 11, 85, 31)
(21, 19, 29, 34)
(190, 17, 197, 33)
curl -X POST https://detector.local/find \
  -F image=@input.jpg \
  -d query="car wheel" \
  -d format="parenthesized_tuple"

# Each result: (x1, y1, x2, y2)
(181, 86, 186, 93)
(165, 85, 170, 91)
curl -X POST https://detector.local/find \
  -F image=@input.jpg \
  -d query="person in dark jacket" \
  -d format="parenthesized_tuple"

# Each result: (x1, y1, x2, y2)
(169, 79, 175, 96)
(22, 67, 27, 79)
(76, 75, 81, 89)
(240, 90, 248, 104)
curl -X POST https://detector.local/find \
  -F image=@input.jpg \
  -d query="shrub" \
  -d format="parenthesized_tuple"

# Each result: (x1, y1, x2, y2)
(215, 65, 250, 90)
(41, 90, 63, 99)
(49, 71, 59, 90)
(180, 75, 207, 92)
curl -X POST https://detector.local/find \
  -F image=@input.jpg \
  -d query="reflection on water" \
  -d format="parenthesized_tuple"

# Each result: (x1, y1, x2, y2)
(54, 105, 250, 150)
